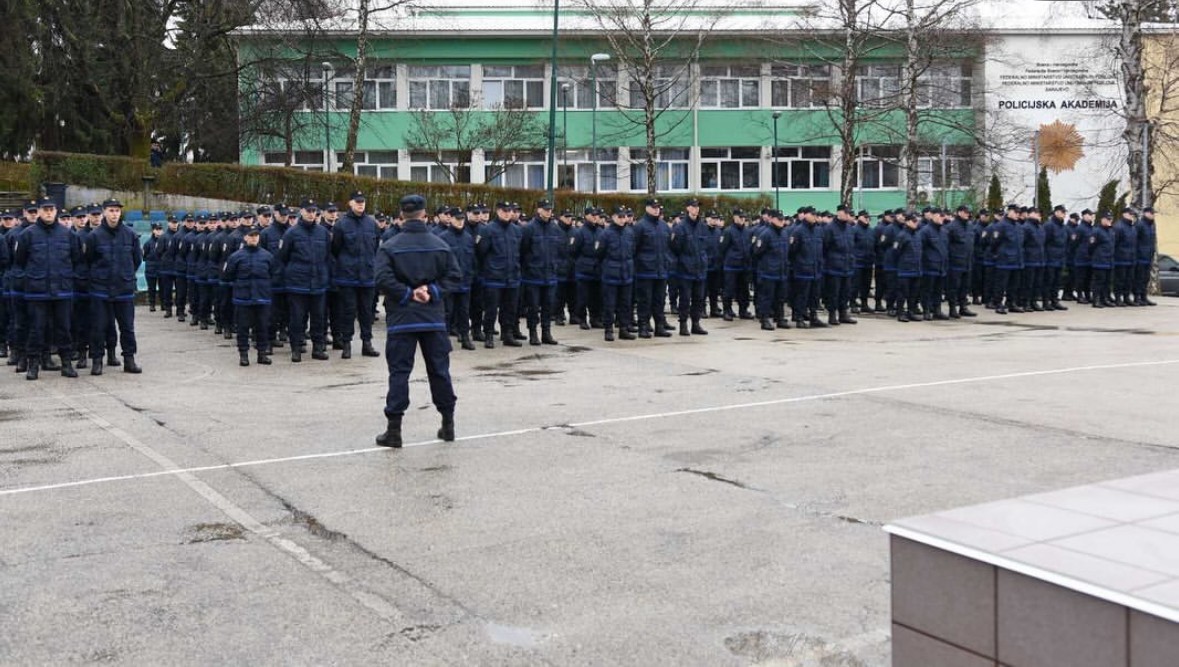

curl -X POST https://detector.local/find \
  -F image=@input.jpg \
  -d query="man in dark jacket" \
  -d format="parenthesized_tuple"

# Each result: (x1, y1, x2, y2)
(1134, 207, 1158, 306)
(474, 202, 523, 348)
(143, 222, 163, 312)
(669, 199, 710, 336)
(331, 191, 381, 359)
(520, 200, 563, 345)
(374, 194, 462, 449)
(571, 207, 603, 330)
(719, 209, 753, 321)
(596, 207, 636, 342)
(631, 198, 673, 338)
(84, 199, 143, 375)
(279, 199, 332, 362)
(224, 226, 278, 366)
(258, 205, 288, 347)
(15, 198, 82, 379)
(442, 211, 477, 350)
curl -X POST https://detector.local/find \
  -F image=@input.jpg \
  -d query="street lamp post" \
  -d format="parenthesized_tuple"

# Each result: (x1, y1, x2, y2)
(321, 62, 332, 173)
(590, 53, 611, 196)
(771, 111, 782, 211)
(545, 0, 561, 203)
(561, 83, 571, 189)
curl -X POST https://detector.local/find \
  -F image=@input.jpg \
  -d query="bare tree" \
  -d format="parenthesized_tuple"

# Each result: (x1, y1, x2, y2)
(570, 0, 730, 195)
(404, 104, 549, 183)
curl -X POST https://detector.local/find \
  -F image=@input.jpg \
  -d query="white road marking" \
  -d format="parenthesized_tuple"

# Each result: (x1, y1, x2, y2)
(3, 358, 1176, 499)
(35, 388, 407, 623)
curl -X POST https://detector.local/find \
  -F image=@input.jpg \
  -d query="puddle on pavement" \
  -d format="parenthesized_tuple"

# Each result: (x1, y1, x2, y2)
(184, 522, 245, 544)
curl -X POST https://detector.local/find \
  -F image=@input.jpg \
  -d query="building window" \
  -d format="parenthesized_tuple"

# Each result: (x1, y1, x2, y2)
(263, 151, 325, 172)
(485, 150, 547, 189)
(333, 64, 396, 110)
(856, 64, 901, 108)
(630, 148, 690, 192)
(770, 64, 831, 108)
(409, 151, 470, 183)
(918, 146, 973, 189)
(557, 149, 619, 192)
(771, 146, 832, 189)
(483, 65, 545, 109)
(628, 64, 689, 109)
(699, 64, 760, 108)
(408, 65, 471, 109)
(855, 145, 901, 189)
(338, 150, 399, 179)
(557, 64, 618, 109)
(700, 147, 762, 191)
(919, 63, 972, 109)
(267, 68, 324, 112)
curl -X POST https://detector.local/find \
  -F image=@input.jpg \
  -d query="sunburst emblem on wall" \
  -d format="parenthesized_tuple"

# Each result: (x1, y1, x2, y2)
(1035, 120, 1085, 174)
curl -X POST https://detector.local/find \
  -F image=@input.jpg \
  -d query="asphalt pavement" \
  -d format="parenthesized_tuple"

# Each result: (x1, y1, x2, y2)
(3, 300, 1179, 666)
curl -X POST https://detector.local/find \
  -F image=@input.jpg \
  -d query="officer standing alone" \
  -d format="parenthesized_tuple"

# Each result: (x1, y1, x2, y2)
(374, 195, 461, 449)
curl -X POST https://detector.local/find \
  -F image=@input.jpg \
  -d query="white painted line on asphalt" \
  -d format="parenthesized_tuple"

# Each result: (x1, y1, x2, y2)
(3, 358, 1176, 499)
(32, 387, 409, 623)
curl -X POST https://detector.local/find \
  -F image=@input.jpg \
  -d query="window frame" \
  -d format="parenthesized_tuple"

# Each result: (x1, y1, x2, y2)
(699, 146, 762, 191)
(698, 63, 762, 109)
(629, 148, 690, 193)
(770, 63, 832, 109)
(407, 65, 472, 110)
(770, 146, 833, 190)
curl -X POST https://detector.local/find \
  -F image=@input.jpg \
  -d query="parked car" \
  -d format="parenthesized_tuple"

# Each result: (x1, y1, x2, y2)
(1159, 254, 1179, 296)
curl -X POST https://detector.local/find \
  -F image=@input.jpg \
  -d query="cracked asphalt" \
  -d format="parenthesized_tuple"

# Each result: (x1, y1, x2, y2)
(3, 301, 1179, 665)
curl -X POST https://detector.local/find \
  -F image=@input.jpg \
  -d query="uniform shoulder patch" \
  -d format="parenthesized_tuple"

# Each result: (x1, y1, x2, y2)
(893, 242, 899, 249)
(1090, 236, 1096, 244)
(594, 241, 601, 250)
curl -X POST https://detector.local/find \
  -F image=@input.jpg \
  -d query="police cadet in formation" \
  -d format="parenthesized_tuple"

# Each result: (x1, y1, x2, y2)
(1136, 207, 1159, 306)
(917, 208, 948, 321)
(83, 199, 143, 375)
(632, 198, 673, 338)
(877, 209, 900, 315)
(788, 207, 825, 328)
(719, 209, 754, 321)
(280, 199, 332, 362)
(475, 202, 523, 348)
(223, 224, 278, 366)
(14, 198, 82, 379)
(156, 215, 179, 317)
(893, 212, 922, 322)
(257, 205, 289, 347)
(554, 208, 577, 326)
(851, 210, 875, 314)
(669, 198, 710, 335)
(822, 206, 856, 326)
(596, 206, 637, 341)
(571, 206, 604, 330)
(750, 209, 789, 331)
(1113, 208, 1138, 306)
(142, 221, 163, 312)
(945, 205, 977, 318)
(331, 191, 381, 359)
(519, 199, 563, 345)
(373, 194, 461, 449)
(441, 205, 477, 350)
(971, 209, 991, 306)
(1089, 211, 1116, 306)
(1043, 205, 1069, 311)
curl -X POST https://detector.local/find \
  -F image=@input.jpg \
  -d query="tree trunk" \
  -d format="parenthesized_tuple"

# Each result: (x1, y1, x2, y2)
(341, 0, 370, 174)
(902, 0, 921, 209)
(838, 0, 860, 206)
(1118, 0, 1150, 208)
(646, 91, 658, 196)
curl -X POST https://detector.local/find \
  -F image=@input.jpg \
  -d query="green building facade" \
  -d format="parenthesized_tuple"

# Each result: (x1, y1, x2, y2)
(236, 3, 978, 211)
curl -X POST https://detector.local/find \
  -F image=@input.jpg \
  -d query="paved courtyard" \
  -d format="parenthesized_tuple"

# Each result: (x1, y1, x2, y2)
(2, 301, 1178, 666)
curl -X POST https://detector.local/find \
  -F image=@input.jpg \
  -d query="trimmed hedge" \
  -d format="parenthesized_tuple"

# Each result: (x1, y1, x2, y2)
(32, 151, 770, 215)
(0, 162, 34, 195)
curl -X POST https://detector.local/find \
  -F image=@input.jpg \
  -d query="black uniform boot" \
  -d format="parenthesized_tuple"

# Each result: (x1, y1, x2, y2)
(618, 327, 636, 340)
(722, 304, 735, 321)
(959, 306, 977, 317)
(257, 351, 272, 365)
(898, 311, 911, 322)
(579, 319, 591, 330)
(361, 341, 380, 357)
(948, 304, 960, 319)
(654, 323, 672, 338)
(541, 328, 558, 345)
(332, 338, 344, 350)
(90, 357, 104, 375)
(528, 327, 541, 346)
(760, 319, 775, 331)
(375, 416, 403, 448)
(14, 354, 26, 373)
(61, 358, 77, 378)
(738, 307, 755, 320)
(604, 327, 615, 342)
(178, 313, 186, 323)
(438, 412, 455, 442)
(291, 349, 302, 362)
(809, 314, 828, 328)
(240, 351, 251, 367)
(638, 326, 652, 339)
(341, 343, 352, 359)
(460, 335, 476, 351)
(839, 310, 858, 324)
(311, 345, 329, 361)
(933, 308, 949, 321)
(679, 321, 691, 336)
(502, 331, 523, 347)
(690, 320, 708, 335)
(76, 355, 88, 369)
(163, 309, 172, 318)
(827, 312, 840, 326)
(776, 318, 791, 329)
(107, 350, 121, 367)
(25, 358, 39, 381)
(123, 355, 142, 374)
(41, 354, 61, 371)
